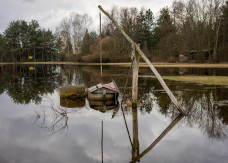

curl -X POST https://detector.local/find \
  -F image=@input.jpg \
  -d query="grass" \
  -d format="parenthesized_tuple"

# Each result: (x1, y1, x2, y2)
(162, 76, 228, 85)
(0, 62, 228, 68)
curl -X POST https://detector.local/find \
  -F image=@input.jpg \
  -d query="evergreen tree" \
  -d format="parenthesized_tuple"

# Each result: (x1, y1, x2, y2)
(154, 7, 177, 61)
(81, 29, 97, 55)
(0, 33, 7, 62)
(219, 1, 228, 61)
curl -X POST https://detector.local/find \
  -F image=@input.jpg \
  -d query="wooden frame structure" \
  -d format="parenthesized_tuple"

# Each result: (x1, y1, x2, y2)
(98, 5, 185, 115)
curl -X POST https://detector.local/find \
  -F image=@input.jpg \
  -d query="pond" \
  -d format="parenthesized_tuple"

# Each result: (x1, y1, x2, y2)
(0, 64, 228, 163)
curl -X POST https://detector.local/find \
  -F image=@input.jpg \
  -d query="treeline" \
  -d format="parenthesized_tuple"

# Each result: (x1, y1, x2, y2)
(81, 0, 228, 63)
(0, 0, 228, 63)
(0, 20, 65, 62)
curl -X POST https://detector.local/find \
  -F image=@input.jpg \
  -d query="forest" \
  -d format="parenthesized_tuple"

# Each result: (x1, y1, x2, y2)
(0, 0, 227, 63)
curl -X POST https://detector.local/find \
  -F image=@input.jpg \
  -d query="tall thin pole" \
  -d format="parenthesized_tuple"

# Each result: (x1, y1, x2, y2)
(99, 12, 103, 76)
(101, 121, 103, 163)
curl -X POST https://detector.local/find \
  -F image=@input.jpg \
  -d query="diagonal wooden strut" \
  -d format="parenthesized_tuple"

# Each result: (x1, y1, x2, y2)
(98, 5, 185, 115)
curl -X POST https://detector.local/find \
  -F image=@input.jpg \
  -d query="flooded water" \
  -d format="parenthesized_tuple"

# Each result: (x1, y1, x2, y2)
(0, 64, 228, 163)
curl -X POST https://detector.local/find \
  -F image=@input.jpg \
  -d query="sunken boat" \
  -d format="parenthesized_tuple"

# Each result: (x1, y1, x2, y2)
(88, 80, 119, 101)
(60, 80, 120, 101)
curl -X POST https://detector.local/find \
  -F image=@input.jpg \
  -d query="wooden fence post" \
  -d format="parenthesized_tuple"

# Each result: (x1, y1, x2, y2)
(132, 44, 139, 105)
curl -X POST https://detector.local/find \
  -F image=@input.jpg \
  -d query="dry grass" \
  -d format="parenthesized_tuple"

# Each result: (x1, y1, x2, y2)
(1, 62, 228, 68)
(162, 76, 228, 85)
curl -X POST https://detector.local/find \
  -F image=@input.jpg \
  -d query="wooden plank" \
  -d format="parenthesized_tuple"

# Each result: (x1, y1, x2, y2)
(98, 5, 185, 115)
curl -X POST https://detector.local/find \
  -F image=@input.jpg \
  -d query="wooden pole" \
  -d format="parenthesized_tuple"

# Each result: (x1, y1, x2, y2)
(99, 12, 103, 76)
(132, 44, 139, 105)
(101, 121, 103, 163)
(132, 105, 140, 162)
(98, 5, 185, 115)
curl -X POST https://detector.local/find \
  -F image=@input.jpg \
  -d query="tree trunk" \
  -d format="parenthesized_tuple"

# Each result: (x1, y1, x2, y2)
(12, 52, 15, 62)
(34, 43, 36, 61)
(42, 48, 44, 61)
(213, 18, 221, 62)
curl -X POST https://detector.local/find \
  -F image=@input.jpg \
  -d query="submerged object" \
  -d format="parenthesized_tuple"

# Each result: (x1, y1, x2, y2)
(59, 81, 120, 117)
(60, 85, 86, 99)
(88, 80, 119, 101)
(59, 80, 119, 112)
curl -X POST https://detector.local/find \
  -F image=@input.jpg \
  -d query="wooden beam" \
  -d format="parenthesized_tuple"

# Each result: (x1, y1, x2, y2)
(132, 44, 139, 105)
(98, 5, 185, 115)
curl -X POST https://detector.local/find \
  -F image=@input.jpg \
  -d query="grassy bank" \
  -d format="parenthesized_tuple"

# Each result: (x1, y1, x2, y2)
(1, 62, 228, 68)
(162, 76, 228, 85)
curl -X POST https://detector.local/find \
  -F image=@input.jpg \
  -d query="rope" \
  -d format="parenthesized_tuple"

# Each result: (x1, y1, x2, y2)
(121, 59, 134, 105)
(119, 58, 134, 147)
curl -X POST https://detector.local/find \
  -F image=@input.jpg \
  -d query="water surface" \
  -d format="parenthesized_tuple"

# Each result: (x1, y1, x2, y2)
(0, 65, 227, 163)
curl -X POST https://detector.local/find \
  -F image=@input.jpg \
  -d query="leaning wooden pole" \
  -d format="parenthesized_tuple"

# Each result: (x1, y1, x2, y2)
(98, 5, 185, 115)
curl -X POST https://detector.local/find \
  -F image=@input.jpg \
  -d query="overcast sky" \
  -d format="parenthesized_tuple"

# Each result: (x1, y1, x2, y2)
(0, 0, 174, 33)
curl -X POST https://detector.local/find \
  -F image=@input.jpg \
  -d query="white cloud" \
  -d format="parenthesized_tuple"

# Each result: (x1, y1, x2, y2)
(0, 0, 174, 32)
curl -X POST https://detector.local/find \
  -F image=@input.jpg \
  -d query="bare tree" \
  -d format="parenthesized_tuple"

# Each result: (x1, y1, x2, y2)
(56, 12, 93, 55)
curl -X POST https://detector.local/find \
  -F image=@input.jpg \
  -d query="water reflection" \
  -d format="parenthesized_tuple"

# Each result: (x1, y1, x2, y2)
(130, 110, 184, 163)
(0, 64, 228, 141)
(60, 98, 85, 108)
(0, 64, 228, 162)
(34, 97, 71, 135)
(0, 64, 63, 104)
(33, 94, 184, 163)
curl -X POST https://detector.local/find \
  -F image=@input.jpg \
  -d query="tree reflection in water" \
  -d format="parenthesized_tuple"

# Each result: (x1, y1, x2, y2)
(137, 77, 228, 140)
(0, 64, 63, 104)
(0, 64, 227, 140)
(34, 97, 71, 135)
(32, 95, 184, 163)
